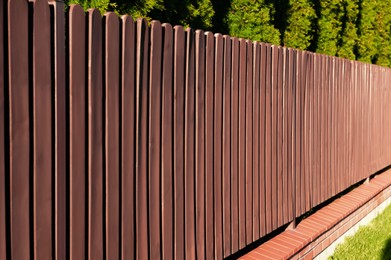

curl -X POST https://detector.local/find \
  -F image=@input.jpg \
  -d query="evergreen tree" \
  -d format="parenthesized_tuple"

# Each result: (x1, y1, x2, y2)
(356, 0, 378, 63)
(283, 0, 317, 50)
(226, 0, 280, 45)
(67, 0, 117, 14)
(316, 0, 344, 56)
(337, 0, 359, 60)
(373, 0, 391, 66)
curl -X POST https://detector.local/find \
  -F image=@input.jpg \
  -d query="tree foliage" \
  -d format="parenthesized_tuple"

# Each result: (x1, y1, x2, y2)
(336, 0, 359, 60)
(226, 0, 280, 44)
(315, 0, 344, 56)
(65, 0, 391, 67)
(283, 0, 317, 50)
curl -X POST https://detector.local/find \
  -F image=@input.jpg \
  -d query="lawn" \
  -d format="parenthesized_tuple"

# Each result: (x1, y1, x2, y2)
(329, 203, 391, 260)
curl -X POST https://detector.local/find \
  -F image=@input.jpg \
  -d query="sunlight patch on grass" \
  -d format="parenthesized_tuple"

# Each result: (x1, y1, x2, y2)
(329, 204, 391, 260)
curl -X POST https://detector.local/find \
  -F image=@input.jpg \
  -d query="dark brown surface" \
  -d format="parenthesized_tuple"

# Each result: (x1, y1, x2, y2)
(259, 43, 267, 237)
(238, 39, 246, 249)
(121, 14, 136, 260)
(105, 12, 120, 260)
(161, 23, 173, 260)
(185, 27, 196, 260)
(222, 34, 232, 258)
(33, 0, 52, 258)
(214, 33, 223, 260)
(195, 29, 205, 260)
(88, 9, 104, 260)
(136, 18, 149, 260)
(149, 20, 162, 260)
(51, 2, 67, 259)
(69, 5, 86, 260)
(8, 0, 30, 259)
(230, 36, 239, 253)
(245, 40, 253, 246)
(265, 44, 272, 234)
(252, 42, 260, 240)
(0, 0, 5, 258)
(173, 25, 185, 260)
(204, 31, 215, 260)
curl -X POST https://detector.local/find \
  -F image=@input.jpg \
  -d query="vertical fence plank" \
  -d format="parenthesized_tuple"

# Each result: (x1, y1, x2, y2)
(149, 20, 163, 260)
(231, 37, 239, 252)
(276, 46, 283, 227)
(136, 18, 149, 260)
(8, 0, 30, 258)
(195, 29, 205, 260)
(50, 2, 67, 259)
(32, 1, 52, 258)
(88, 9, 104, 260)
(281, 47, 288, 224)
(245, 40, 253, 245)
(251, 42, 261, 241)
(214, 33, 223, 260)
(222, 34, 231, 258)
(173, 25, 185, 260)
(259, 43, 267, 236)
(121, 15, 136, 260)
(287, 48, 294, 222)
(185, 27, 196, 260)
(238, 39, 246, 249)
(295, 50, 303, 217)
(271, 45, 279, 230)
(204, 31, 214, 260)
(104, 12, 120, 260)
(69, 5, 86, 260)
(0, 0, 6, 258)
(252, 42, 260, 240)
(265, 43, 273, 232)
(161, 23, 173, 260)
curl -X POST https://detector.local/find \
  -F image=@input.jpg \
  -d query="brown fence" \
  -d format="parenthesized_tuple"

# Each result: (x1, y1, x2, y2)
(2, 0, 391, 259)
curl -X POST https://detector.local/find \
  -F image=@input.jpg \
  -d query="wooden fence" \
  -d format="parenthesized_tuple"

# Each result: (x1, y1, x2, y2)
(2, 0, 391, 259)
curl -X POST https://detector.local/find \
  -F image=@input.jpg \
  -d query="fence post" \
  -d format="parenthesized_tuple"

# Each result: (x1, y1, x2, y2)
(48, 1, 66, 259)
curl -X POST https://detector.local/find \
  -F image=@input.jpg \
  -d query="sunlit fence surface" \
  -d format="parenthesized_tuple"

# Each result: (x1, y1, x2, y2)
(1, 1, 391, 259)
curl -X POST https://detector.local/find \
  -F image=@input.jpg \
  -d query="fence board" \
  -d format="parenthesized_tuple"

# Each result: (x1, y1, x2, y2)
(195, 29, 205, 260)
(204, 31, 214, 260)
(271, 46, 279, 229)
(214, 33, 223, 260)
(104, 12, 120, 260)
(0, 0, 5, 258)
(8, 1, 30, 258)
(286, 48, 294, 222)
(222, 34, 231, 258)
(245, 39, 253, 245)
(252, 42, 260, 240)
(69, 6, 86, 259)
(121, 14, 136, 260)
(32, 1, 52, 258)
(238, 39, 247, 249)
(88, 9, 104, 260)
(51, 2, 67, 259)
(185, 27, 196, 260)
(136, 18, 150, 260)
(276, 47, 283, 227)
(231, 36, 239, 252)
(259, 43, 267, 236)
(149, 20, 163, 260)
(173, 25, 185, 260)
(161, 23, 173, 260)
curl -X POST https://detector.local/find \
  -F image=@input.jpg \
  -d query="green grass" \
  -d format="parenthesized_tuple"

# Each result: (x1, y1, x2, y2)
(329, 204, 391, 260)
